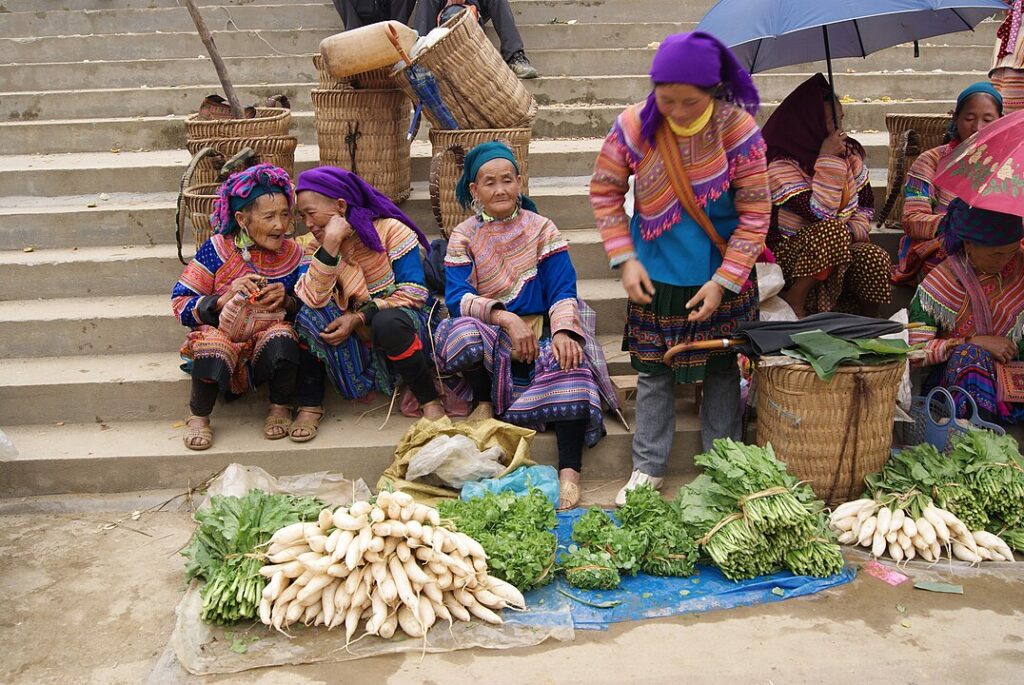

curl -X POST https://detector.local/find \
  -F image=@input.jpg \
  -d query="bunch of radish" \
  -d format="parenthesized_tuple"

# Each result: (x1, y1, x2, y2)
(829, 497, 1016, 565)
(257, 491, 525, 641)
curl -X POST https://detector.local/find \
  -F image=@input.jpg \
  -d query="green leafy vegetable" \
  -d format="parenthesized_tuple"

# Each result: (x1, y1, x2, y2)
(562, 546, 620, 590)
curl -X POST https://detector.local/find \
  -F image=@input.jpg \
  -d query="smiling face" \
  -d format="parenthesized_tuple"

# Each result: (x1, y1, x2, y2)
(295, 190, 348, 243)
(235, 192, 292, 251)
(966, 240, 1021, 275)
(654, 83, 714, 129)
(470, 158, 522, 219)
(955, 93, 1001, 142)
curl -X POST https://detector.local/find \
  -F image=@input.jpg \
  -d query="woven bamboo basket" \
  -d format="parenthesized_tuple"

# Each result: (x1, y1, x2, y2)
(312, 54, 397, 90)
(312, 88, 412, 203)
(394, 9, 538, 130)
(428, 128, 532, 235)
(184, 107, 291, 141)
(181, 182, 220, 248)
(186, 136, 298, 186)
(877, 113, 951, 228)
(755, 361, 903, 507)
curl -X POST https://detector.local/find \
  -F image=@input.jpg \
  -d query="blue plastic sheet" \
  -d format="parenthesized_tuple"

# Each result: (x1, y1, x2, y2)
(460, 465, 560, 508)
(531, 509, 856, 631)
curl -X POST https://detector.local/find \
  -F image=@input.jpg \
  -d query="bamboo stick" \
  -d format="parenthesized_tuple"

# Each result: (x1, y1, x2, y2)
(181, 0, 244, 119)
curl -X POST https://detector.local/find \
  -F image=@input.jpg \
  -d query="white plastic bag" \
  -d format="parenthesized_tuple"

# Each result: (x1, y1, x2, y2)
(202, 463, 371, 507)
(882, 308, 913, 415)
(0, 429, 17, 458)
(755, 262, 786, 301)
(406, 434, 505, 488)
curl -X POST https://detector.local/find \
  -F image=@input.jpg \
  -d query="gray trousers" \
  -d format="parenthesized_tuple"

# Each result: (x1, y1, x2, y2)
(411, 0, 525, 61)
(631, 354, 743, 478)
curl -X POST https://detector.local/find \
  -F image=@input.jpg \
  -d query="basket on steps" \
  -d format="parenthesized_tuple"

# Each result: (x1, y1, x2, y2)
(312, 54, 397, 91)
(184, 106, 291, 141)
(755, 361, 903, 507)
(393, 9, 538, 130)
(311, 88, 412, 203)
(186, 136, 298, 186)
(179, 182, 220, 251)
(428, 128, 532, 236)
(876, 113, 951, 228)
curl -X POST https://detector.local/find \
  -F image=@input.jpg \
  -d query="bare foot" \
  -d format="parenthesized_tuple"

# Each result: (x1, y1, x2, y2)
(421, 399, 447, 421)
(467, 402, 494, 421)
(184, 415, 212, 450)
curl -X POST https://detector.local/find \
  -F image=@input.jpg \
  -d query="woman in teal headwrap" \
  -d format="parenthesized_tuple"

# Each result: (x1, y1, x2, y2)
(433, 142, 620, 510)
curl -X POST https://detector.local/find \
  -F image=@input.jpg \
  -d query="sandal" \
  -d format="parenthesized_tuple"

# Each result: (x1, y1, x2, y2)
(289, 406, 325, 443)
(183, 415, 213, 451)
(557, 479, 581, 511)
(264, 404, 292, 440)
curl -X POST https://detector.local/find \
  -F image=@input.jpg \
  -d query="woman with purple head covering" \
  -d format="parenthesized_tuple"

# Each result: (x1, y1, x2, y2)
(589, 31, 771, 506)
(289, 166, 443, 440)
(910, 199, 1024, 423)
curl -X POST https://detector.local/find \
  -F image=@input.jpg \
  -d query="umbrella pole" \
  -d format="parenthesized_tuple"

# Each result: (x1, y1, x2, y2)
(822, 25, 839, 130)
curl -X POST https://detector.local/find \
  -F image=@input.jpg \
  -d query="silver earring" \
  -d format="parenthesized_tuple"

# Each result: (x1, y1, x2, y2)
(471, 198, 485, 216)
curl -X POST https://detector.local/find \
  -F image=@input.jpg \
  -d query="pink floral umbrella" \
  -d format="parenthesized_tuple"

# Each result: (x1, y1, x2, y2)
(934, 109, 1024, 216)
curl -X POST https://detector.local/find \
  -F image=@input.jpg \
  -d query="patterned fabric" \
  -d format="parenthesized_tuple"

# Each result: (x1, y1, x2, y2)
(892, 144, 958, 284)
(624, 280, 760, 383)
(923, 344, 1024, 423)
(772, 219, 851, 313)
(294, 219, 428, 314)
(171, 233, 304, 394)
(434, 300, 615, 447)
(991, 67, 1024, 113)
(768, 154, 873, 243)
(210, 163, 294, 235)
(591, 99, 769, 292)
(443, 209, 585, 338)
(994, 0, 1024, 69)
(909, 252, 1024, 366)
(942, 197, 1024, 255)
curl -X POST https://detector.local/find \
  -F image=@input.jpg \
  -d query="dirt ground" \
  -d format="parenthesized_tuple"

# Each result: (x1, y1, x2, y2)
(2, 489, 1023, 685)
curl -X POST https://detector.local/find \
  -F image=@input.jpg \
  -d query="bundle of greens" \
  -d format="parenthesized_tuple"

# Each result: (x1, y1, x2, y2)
(618, 485, 698, 577)
(181, 489, 324, 624)
(561, 546, 620, 590)
(438, 487, 557, 591)
(780, 330, 917, 381)
(952, 430, 1024, 532)
(678, 439, 843, 580)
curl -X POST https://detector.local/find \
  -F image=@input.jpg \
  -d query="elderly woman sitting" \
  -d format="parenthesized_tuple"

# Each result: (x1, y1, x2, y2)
(910, 199, 1024, 423)
(172, 164, 305, 450)
(289, 167, 445, 441)
(433, 142, 618, 509)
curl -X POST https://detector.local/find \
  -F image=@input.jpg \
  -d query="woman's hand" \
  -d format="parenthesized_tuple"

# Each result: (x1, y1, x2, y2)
(969, 335, 1017, 364)
(552, 331, 584, 370)
(255, 282, 287, 311)
(217, 274, 262, 310)
(620, 258, 655, 305)
(320, 312, 364, 346)
(686, 280, 724, 323)
(495, 311, 539, 363)
(819, 128, 848, 158)
(322, 213, 352, 256)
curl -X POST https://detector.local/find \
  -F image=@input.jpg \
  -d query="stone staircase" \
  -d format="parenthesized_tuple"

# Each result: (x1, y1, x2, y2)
(0, 0, 999, 497)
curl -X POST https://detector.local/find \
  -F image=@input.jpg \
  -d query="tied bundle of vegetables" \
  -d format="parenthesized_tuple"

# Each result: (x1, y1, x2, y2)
(181, 490, 324, 625)
(437, 487, 556, 591)
(571, 507, 645, 575)
(952, 430, 1024, 530)
(561, 547, 620, 590)
(617, 486, 697, 577)
(259, 491, 526, 640)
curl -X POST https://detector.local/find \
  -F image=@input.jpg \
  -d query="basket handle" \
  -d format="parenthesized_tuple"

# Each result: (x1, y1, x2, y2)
(429, 142, 467, 239)
(876, 129, 919, 228)
(176, 146, 220, 264)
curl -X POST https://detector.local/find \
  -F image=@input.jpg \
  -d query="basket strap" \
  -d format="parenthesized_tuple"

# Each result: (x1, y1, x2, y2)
(345, 122, 362, 176)
(176, 147, 219, 264)
(876, 129, 917, 228)
(429, 143, 466, 239)
(824, 372, 867, 503)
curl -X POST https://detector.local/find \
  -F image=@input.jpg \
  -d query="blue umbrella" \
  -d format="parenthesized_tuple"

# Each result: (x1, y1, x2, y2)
(697, 0, 1008, 123)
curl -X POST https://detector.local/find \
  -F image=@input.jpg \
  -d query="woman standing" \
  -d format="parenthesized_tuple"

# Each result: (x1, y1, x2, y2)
(761, 73, 892, 318)
(893, 83, 1004, 285)
(172, 164, 305, 450)
(991, 0, 1024, 113)
(910, 199, 1024, 423)
(435, 141, 618, 510)
(589, 32, 770, 505)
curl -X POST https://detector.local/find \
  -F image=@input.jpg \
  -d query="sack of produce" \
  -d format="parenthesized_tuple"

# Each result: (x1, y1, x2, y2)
(406, 434, 505, 487)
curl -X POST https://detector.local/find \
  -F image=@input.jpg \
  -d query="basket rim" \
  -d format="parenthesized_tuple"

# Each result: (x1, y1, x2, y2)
(185, 107, 291, 125)
(759, 360, 904, 374)
(404, 9, 475, 69)
(428, 127, 533, 137)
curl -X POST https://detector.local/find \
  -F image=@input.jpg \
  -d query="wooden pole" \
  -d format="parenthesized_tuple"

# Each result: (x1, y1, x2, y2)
(181, 0, 244, 119)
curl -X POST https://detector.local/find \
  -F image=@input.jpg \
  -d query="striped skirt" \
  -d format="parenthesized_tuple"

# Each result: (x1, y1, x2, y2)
(925, 342, 1024, 424)
(992, 67, 1024, 114)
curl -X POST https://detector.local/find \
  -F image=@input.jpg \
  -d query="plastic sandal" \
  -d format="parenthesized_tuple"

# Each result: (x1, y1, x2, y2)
(558, 479, 581, 511)
(289, 406, 325, 443)
(183, 415, 213, 451)
(264, 405, 292, 440)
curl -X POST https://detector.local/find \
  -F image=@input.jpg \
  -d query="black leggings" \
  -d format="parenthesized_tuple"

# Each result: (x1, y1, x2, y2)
(297, 308, 439, 406)
(189, 338, 299, 416)
(461, 364, 586, 472)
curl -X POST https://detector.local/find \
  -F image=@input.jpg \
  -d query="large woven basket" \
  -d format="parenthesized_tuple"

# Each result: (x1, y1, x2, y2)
(312, 88, 412, 203)
(312, 54, 397, 90)
(428, 128, 531, 235)
(185, 136, 298, 186)
(184, 107, 291, 141)
(755, 361, 903, 507)
(877, 113, 950, 228)
(180, 182, 220, 248)
(394, 10, 538, 130)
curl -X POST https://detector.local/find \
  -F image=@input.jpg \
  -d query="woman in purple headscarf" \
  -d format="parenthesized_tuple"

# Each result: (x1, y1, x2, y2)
(589, 32, 771, 506)
(289, 166, 444, 440)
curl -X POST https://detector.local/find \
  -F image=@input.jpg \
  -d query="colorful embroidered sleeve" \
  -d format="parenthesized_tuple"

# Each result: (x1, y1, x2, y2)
(902, 149, 945, 241)
(591, 111, 637, 268)
(909, 289, 966, 365)
(538, 248, 585, 338)
(846, 155, 873, 243)
(294, 246, 340, 309)
(444, 225, 500, 321)
(372, 221, 428, 312)
(171, 237, 224, 327)
(714, 109, 769, 293)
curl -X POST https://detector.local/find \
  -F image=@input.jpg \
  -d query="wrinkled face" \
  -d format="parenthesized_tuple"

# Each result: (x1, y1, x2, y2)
(824, 97, 844, 134)
(654, 83, 714, 128)
(470, 159, 522, 219)
(236, 193, 292, 251)
(295, 191, 348, 243)
(966, 240, 1020, 275)
(956, 94, 1001, 142)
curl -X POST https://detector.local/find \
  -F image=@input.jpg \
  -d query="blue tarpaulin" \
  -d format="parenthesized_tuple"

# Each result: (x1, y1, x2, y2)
(522, 509, 856, 631)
